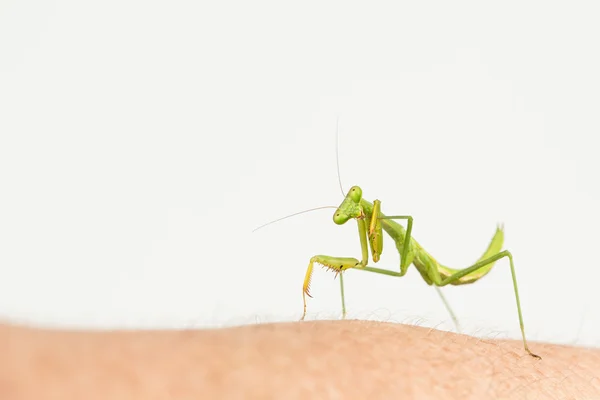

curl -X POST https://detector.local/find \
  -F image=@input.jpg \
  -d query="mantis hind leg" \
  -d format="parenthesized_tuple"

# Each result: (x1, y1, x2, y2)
(434, 250, 540, 359)
(434, 287, 461, 332)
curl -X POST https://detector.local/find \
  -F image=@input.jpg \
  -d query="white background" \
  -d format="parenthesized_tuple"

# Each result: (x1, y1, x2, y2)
(1, 1, 599, 348)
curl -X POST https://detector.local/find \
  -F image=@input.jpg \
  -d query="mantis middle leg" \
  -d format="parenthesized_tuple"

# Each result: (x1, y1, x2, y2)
(374, 212, 460, 330)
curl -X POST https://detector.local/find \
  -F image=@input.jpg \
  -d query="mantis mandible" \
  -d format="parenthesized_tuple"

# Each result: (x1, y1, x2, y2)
(257, 124, 541, 359)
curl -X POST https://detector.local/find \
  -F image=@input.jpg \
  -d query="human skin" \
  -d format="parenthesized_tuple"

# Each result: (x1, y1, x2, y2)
(1, 320, 599, 399)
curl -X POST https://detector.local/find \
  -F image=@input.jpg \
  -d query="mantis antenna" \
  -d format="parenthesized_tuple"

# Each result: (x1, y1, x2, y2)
(254, 118, 347, 233)
(252, 206, 338, 232)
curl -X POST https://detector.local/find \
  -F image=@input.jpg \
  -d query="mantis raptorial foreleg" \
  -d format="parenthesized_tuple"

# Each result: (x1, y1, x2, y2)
(301, 255, 359, 321)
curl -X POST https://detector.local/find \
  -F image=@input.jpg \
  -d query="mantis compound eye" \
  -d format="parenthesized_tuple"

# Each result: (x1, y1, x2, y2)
(349, 186, 362, 202)
(333, 211, 349, 225)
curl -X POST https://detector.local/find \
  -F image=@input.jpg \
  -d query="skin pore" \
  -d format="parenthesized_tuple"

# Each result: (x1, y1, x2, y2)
(1, 320, 599, 399)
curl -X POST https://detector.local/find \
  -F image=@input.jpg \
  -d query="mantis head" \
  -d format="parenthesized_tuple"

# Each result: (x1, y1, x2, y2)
(333, 186, 363, 225)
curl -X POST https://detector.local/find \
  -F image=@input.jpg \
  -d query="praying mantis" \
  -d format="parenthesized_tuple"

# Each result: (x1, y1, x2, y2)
(257, 126, 541, 360)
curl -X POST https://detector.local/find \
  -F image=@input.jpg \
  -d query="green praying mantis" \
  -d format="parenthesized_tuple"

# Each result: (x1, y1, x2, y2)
(256, 125, 541, 360)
